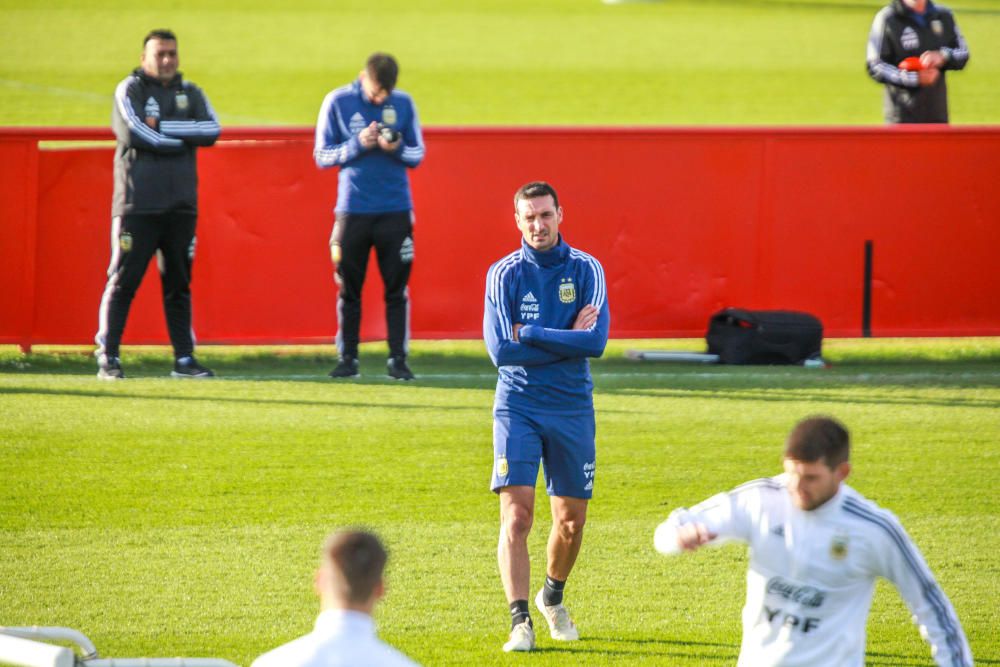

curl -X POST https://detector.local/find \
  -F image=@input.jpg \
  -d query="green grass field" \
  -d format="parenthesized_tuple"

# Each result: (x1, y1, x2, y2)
(2, 339, 999, 665)
(3, 1, 999, 664)
(1, 0, 999, 126)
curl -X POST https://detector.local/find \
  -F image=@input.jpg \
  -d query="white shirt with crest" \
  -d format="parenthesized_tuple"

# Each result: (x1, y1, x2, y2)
(654, 475, 972, 667)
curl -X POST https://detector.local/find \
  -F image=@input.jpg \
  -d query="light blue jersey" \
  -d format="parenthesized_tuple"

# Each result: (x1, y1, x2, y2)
(313, 80, 425, 214)
(484, 236, 610, 415)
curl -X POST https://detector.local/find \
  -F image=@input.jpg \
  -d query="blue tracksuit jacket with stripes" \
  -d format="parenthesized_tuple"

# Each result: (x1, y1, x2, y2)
(484, 236, 610, 415)
(313, 80, 425, 214)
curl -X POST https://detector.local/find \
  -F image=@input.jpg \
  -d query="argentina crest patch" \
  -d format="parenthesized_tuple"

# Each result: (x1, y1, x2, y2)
(830, 534, 849, 560)
(497, 456, 509, 477)
(559, 278, 576, 304)
(175, 91, 189, 111)
(119, 232, 133, 252)
(382, 105, 397, 125)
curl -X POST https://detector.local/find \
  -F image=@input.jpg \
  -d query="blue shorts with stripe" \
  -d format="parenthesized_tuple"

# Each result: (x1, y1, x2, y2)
(491, 408, 595, 499)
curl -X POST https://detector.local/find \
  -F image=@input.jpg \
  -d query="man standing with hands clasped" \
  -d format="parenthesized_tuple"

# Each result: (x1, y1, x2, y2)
(484, 181, 610, 652)
(866, 0, 970, 123)
(314, 53, 425, 380)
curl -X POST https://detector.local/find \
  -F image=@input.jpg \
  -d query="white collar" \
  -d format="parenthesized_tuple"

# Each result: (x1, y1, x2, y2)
(314, 608, 377, 637)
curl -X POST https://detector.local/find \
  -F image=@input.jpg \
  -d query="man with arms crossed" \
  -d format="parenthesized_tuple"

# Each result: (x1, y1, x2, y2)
(484, 181, 610, 652)
(96, 29, 220, 379)
(654, 416, 972, 667)
(251, 530, 419, 667)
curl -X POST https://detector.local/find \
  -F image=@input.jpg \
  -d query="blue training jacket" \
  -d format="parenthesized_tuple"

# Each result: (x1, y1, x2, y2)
(484, 236, 610, 415)
(313, 79, 425, 213)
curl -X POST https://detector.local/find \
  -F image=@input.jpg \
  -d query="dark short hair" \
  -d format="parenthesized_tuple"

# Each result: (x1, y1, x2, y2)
(144, 30, 177, 46)
(783, 416, 850, 468)
(323, 530, 388, 605)
(513, 181, 560, 211)
(366, 53, 399, 92)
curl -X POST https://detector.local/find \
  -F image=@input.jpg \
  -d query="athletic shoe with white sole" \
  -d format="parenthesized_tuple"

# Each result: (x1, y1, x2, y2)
(97, 355, 125, 380)
(502, 620, 535, 652)
(386, 355, 415, 381)
(171, 357, 215, 378)
(535, 588, 579, 641)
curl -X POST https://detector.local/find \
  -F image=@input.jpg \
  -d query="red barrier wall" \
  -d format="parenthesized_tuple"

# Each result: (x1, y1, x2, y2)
(2, 126, 999, 350)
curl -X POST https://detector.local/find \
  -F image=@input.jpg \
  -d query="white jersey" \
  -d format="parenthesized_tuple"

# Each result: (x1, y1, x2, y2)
(251, 608, 420, 667)
(654, 475, 972, 667)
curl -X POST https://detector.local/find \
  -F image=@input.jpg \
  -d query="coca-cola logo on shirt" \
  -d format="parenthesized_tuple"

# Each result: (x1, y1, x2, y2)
(766, 577, 826, 608)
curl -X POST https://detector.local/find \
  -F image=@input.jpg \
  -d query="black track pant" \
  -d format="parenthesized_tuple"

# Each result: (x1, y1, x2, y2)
(332, 210, 413, 359)
(96, 210, 197, 359)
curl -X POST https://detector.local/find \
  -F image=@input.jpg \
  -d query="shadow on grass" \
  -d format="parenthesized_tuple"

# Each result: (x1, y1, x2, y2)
(598, 386, 1000, 411)
(523, 635, 738, 661)
(0, 384, 487, 411)
(866, 650, 998, 665)
(517, 639, 994, 665)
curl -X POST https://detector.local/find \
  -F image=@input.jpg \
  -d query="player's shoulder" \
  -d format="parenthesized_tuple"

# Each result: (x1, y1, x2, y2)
(389, 88, 416, 108)
(250, 632, 319, 667)
(488, 249, 524, 274)
(731, 474, 785, 497)
(567, 245, 603, 267)
(930, 2, 956, 17)
(116, 72, 142, 94)
(838, 485, 906, 535)
(567, 247, 606, 289)
(180, 79, 204, 94)
(874, 3, 900, 26)
(326, 83, 358, 104)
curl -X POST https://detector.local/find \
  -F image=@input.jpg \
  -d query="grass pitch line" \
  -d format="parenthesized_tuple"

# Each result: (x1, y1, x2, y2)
(0, 77, 274, 124)
(0, 77, 109, 106)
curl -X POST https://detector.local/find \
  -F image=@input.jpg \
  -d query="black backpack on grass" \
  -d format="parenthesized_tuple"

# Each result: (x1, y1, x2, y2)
(706, 308, 822, 365)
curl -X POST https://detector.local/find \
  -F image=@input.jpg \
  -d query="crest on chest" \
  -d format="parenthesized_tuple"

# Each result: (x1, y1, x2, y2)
(559, 278, 576, 304)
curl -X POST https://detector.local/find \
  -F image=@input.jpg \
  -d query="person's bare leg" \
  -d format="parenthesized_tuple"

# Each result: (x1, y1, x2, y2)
(546, 495, 588, 581)
(498, 485, 535, 602)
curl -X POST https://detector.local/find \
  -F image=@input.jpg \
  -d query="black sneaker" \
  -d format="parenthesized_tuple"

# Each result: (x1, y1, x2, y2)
(171, 357, 215, 378)
(97, 355, 125, 380)
(387, 356, 414, 381)
(329, 356, 360, 378)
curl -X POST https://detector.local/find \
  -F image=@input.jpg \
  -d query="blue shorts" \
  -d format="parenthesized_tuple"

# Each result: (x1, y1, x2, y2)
(491, 408, 595, 499)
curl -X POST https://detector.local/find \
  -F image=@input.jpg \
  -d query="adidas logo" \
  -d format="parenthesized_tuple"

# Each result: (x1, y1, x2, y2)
(144, 97, 160, 119)
(522, 292, 537, 303)
(349, 112, 366, 134)
(399, 236, 414, 263)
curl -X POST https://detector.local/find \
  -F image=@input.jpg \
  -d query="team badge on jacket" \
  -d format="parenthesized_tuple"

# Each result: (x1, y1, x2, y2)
(382, 105, 397, 125)
(559, 278, 576, 304)
(931, 19, 944, 35)
(830, 534, 849, 560)
(175, 92, 189, 111)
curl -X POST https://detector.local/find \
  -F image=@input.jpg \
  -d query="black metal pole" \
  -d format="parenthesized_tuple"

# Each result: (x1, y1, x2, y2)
(862, 240, 873, 338)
